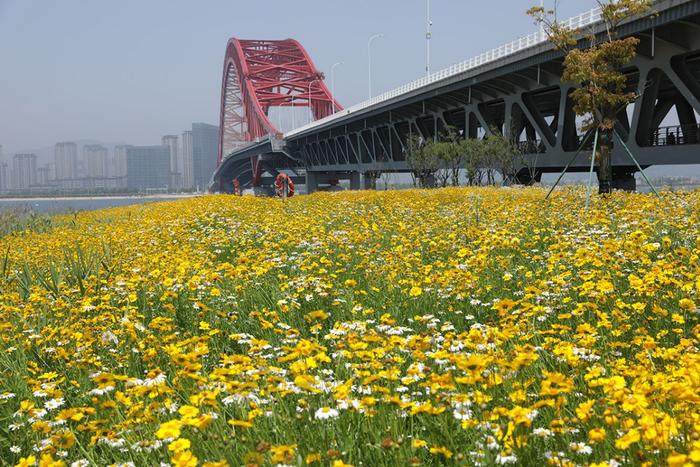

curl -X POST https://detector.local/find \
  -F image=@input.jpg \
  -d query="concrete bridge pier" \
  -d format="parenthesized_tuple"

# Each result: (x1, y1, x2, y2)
(350, 172, 361, 190)
(306, 171, 319, 194)
(306, 171, 363, 194)
(609, 168, 637, 192)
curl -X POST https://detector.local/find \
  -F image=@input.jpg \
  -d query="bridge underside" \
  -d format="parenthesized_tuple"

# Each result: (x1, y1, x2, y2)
(214, 0, 700, 193)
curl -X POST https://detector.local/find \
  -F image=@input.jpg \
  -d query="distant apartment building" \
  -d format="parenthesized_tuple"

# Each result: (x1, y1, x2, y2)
(192, 123, 219, 191)
(126, 146, 170, 191)
(12, 153, 37, 190)
(83, 144, 109, 179)
(0, 144, 7, 192)
(46, 162, 56, 181)
(36, 166, 50, 186)
(0, 161, 8, 192)
(181, 130, 194, 190)
(113, 145, 129, 187)
(55, 142, 78, 180)
(162, 135, 182, 190)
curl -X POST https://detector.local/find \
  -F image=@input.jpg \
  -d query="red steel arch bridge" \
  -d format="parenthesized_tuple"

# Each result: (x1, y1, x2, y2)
(213, 0, 700, 194)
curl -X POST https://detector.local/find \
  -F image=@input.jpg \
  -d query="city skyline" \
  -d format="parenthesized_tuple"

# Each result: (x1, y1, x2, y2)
(0, 121, 219, 194)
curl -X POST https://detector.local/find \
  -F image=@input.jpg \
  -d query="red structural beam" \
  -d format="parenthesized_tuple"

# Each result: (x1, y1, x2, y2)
(218, 38, 343, 180)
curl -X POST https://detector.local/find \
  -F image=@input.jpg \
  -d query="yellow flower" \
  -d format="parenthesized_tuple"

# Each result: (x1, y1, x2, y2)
(429, 445, 453, 459)
(168, 438, 192, 453)
(615, 429, 640, 450)
(156, 419, 182, 439)
(51, 429, 76, 449)
(172, 450, 198, 467)
(539, 372, 574, 396)
(412, 439, 428, 449)
(576, 400, 595, 421)
(409, 286, 423, 297)
(588, 428, 606, 443)
(15, 456, 36, 467)
(179, 405, 200, 418)
(38, 454, 64, 467)
(228, 419, 253, 428)
(270, 444, 297, 463)
(667, 453, 688, 467)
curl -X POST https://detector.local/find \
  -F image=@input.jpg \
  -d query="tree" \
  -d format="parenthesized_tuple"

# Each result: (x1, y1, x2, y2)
(430, 127, 463, 187)
(484, 133, 523, 185)
(442, 127, 464, 187)
(528, 0, 652, 193)
(460, 138, 485, 186)
(405, 134, 438, 188)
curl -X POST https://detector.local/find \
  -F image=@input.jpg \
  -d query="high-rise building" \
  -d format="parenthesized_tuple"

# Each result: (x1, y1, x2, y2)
(162, 135, 181, 190)
(126, 146, 170, 191)
(113, 145, 129, 187)
(12, 153, 37, 190)
(0, 161, 8, 192)
(0, 144, 7, 192)
(36, 166, 50, 186)
(181, 130, 194, 190)
(46, 162, 56, 181)
(83, 144, 108, 179)
(192, 123, 219, 191)
(55, 142, 78, 180)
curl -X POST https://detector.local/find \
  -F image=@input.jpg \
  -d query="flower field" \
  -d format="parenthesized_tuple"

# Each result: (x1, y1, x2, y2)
(0, 187, 699, 466)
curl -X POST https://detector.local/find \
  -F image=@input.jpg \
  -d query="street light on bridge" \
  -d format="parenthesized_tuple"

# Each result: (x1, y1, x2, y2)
(426, 0, 432, 76)
(331, 62, 343, 114)
(368, 33, 384, 99)
(308, 78, 320, 122)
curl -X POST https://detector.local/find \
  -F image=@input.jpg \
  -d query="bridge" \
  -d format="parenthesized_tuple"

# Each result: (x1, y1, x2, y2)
(213, 0, 700, 193)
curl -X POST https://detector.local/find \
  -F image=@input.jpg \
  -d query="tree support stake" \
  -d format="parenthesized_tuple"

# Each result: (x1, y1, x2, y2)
(613, 130, 660, 198)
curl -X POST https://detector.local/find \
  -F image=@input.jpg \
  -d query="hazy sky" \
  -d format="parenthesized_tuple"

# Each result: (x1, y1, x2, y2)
(0, 1, 588, 154)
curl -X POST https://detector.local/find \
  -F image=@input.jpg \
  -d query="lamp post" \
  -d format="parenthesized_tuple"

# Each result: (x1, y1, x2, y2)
(426, 0, 432, 76)
(308, 78, 320, 121)
(331, 62, 343, 113)
(368, 33, 384, 99)
(540, 0, 545, 41)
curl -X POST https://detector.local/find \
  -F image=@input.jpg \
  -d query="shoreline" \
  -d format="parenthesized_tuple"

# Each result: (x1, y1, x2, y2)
(0, 194, 201, 202)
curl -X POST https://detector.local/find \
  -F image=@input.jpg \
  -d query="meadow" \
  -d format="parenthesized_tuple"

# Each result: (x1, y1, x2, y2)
(0, 187, 698, 466)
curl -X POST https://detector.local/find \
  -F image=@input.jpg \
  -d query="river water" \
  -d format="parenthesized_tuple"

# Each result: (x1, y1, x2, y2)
(0, 195, 195, 214)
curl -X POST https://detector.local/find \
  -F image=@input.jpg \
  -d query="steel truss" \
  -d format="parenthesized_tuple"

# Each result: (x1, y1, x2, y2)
(217, 38, 342, 188)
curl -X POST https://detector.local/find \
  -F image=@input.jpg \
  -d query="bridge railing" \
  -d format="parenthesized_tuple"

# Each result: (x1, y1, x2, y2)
(286, 6, 606, 138)
(649, 124, 700, 146)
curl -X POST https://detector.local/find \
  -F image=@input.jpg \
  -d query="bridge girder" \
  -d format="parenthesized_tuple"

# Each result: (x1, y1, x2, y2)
(283, 2, 700, 181)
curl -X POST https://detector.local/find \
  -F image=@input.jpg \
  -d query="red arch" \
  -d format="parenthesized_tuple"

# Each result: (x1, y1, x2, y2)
(218, 38, 343, 168)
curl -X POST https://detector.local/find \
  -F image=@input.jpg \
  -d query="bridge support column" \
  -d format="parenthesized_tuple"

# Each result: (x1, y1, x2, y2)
(350, 172, 361, 190)
(611, 168, 636, 192)
(306, 172, 319, 194)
